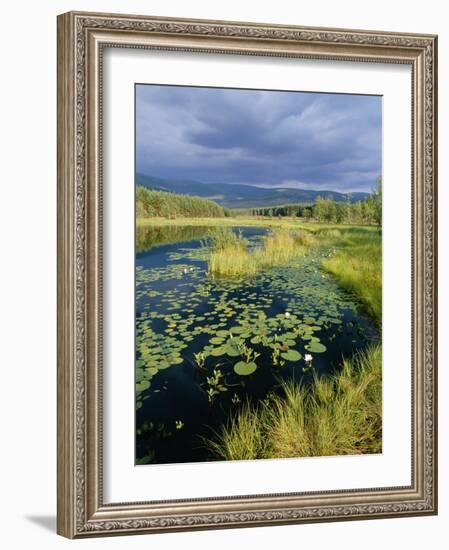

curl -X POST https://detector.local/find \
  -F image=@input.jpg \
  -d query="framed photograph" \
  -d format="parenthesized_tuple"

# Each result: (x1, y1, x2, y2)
(57, 11, 438, 538)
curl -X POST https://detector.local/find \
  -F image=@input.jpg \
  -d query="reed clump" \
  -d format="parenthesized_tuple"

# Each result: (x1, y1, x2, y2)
(207, 228, 313, 278)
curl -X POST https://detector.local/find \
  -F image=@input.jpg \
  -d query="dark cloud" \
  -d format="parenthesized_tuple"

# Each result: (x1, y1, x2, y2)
(136, 84, 382, 193)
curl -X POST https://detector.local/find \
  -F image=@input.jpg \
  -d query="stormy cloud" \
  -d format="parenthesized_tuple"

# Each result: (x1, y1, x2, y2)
(136, 84, 382, 193)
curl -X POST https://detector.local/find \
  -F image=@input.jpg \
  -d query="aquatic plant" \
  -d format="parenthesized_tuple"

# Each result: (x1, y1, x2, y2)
(240, 343, 260, 364)
(231, 393, 241, 405)
(205, 368, 228, 403)
(271, 344, 285, 367)
(193, 351, 206, 370)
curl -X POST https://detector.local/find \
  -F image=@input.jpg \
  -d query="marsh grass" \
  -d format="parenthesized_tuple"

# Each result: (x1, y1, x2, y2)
(206, 226, 249, 251)
(257, 230, 313, 267)
(209, 247, 258, 278)
(208, 228, 314, 278)
(205, 344, 382, 460)
(318, 227, 382, 325)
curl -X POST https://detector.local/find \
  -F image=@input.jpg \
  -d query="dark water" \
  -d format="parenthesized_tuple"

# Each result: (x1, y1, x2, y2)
(135, 225, 379, 465)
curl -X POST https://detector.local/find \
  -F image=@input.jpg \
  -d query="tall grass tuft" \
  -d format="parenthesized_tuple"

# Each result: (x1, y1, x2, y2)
(205, 403, 268, 461)
(204, 344, 382, 460)
(208, 228, 313, 278)
(206, 226, 248, 251)
(208, 247, 257, 278)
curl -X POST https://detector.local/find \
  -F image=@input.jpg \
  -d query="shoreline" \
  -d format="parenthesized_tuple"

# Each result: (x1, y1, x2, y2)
(136, 216, 376, 231)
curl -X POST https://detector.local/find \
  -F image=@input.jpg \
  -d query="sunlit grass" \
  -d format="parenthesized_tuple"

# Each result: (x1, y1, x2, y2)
(136, 216, 308, 230)
(205, 344, 382, 460)
(209, 247, 258, 278)
(255, 230, 313, 267)
(207, 229, 314, 278)
(206, 226, 249, 251)
(318, 227, 382, 325)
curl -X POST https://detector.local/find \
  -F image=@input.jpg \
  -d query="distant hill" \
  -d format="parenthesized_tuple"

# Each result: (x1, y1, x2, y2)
(136, 173, 370, 208)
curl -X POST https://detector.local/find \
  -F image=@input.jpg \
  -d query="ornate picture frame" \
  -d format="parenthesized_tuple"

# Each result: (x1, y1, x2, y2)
(57, 11, 438, 538)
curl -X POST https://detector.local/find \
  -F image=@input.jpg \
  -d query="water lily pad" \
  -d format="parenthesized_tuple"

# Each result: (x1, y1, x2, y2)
(305, 342, 327, 353)
(209, 337, 225, 345)
(146, 367, 158, 376)
(226, 346, 240, 357)
(280, 349, 302, 362)
(284, 339, 297, 347)
(136, 380, 150, 392)
(210, 346, 227, 357)
(234, 361, 257, 376)
(329, 318, 342, 324)
(230, 326, 246, 334)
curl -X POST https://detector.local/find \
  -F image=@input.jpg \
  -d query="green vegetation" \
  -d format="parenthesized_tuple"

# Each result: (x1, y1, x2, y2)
(317, 227, 382, 325)
(137, 186, 230, 219)
(206, 226, 249, 251)
(136, 178, 381, 227)
(313, 178, 382, 227)
(245, 204, 314, 218)
(207, 228, 314, 278)
(242, 177, 382, 228)
(137, 216, 305, 229)
(208, 247, 258, 278)
(204, 225, 380, 326)
(205, 344, 382, 460)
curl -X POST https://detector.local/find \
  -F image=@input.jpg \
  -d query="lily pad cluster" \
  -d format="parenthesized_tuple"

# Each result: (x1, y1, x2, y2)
(135, 228, 374, 412)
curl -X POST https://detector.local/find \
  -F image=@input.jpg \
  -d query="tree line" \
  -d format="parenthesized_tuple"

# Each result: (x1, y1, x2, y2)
(136, 186, 230, 219)
(249, 178, 382, 228)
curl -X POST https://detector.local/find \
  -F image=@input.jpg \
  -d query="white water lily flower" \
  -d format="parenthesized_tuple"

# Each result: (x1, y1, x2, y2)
(183, 268, 188, 274)
(285, 311, 291, 318)
(305, 354, 313, 363)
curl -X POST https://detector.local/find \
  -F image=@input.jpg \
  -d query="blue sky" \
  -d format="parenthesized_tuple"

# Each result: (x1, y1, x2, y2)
(136, 84, 382, 193)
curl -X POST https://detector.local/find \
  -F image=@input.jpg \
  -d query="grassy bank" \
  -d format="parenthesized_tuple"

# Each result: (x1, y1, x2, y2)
(136, 215, 309, 229)
(317, 227, 382, 325)
(205, 344, 382, 460)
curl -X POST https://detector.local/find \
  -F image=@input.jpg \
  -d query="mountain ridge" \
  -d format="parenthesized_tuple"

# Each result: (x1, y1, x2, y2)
(136, 173, 370, 208)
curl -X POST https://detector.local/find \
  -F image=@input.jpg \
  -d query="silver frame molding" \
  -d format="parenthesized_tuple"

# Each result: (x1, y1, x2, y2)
(57, 11, 438, 538)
